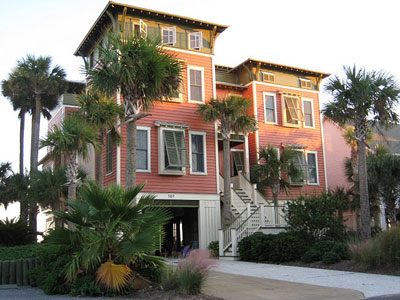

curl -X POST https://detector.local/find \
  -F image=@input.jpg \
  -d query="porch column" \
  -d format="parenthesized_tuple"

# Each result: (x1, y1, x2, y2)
(218, 230, 224, 256)
(246, 203, 251, 218)
(260, 204, 265, 227)
(244, 134, 250, 178)
(231, 228, 238, 257)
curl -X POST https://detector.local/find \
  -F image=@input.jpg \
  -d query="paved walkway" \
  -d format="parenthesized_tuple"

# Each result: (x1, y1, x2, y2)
(212, 260, 400, 298)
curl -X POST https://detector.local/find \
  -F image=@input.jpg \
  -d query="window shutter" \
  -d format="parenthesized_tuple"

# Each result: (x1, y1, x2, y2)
(164, 130, 189, 168)
(285, 96, 299, 121)
(140, 19, 147, 38)
(232, 151, 244, 172)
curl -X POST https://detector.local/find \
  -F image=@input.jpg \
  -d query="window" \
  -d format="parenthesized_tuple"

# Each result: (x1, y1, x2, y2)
(302, 99, 314, 128)
(137, 127, 151, 172)
(307, 152, 318, 184)
(106, 131, 113, 174)
(290, 151, 306, 185)
(263, 92, 277, 124)
(140, 20, 147, 38)
(162, 27, 176, 45)
(159, 128, 189, 174)
(189, 32, 202, 50)
(262, 72, 274, 82)
(119, 18, 147, 38)
(190, 132, 207, 174)
(283, 95, 302, 126)
(188, 67, 204, 102)
(232, 151, 245, 176)
(300, 78, 312, 89)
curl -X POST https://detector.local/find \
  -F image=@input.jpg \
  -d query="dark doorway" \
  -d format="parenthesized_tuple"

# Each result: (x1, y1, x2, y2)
(162, 207, 198, 256)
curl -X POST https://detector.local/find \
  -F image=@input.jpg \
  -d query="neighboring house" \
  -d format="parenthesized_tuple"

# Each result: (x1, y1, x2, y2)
(46, 1, 330, 257)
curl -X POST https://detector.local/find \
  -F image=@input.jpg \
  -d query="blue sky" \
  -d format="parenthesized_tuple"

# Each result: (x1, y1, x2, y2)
(1, 0, 400, 218)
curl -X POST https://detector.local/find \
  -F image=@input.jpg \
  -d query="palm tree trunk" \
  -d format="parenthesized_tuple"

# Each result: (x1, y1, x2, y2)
(19, 113, 28, 221)
(96, 130, 104, 188)
(222, 138, 232, 229)
(125, 119, 136, 189)
(357, 139, 371, 239)
(385, 197, 397, 227)
(66, 152, 78, 229)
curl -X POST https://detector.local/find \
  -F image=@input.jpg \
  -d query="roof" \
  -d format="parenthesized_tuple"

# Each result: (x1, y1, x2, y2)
(74, 1, 228, 57)
(215, 58, 330, 78)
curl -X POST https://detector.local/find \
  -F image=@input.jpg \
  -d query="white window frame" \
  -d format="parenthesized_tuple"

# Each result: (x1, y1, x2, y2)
(282, 95, 302, 128)
(300, 78, 312, 89)
(187, 66, 205, 103)
(158, 127, 187, 175)
(263, 92, 278, 125)
(290, 149, 307, 186)
(137, 126, 151, 173)
(302, 98, 315, 129)
(262, 72, 274, 82)
(306, 150, 319, 185)
(139, 19, 147, 38)
(188, 31, 203, 50)
(105, 130, 113, 176)
(161, 26, 176, 46)
(189, 131, 207, 175)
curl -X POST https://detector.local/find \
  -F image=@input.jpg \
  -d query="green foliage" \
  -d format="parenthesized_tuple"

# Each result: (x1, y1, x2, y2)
(47, 182, 170, 289)
(301, 249, 322, 263)
(131, 254, 165, 283)
(0, 218, 35, 246)
(322, 251, 341, 265)
(161, 267, 180, 291)
(331, 242, 350, 260)
(177, 265, 205, 295)
(286, 193, 347, 243)
(208, 241, 219, 257)
(350, 227, 400, 269)
(0, 243, 44, 260)
(238, 232, 307, 263)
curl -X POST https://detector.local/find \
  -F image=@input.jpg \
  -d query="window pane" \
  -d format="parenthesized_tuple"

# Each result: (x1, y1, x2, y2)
(136, 130, 148, 170)
(191, 134, 205, 173)
(265, 96, 274, 109)
(137, 130, 148, 150)
(303, 101, 312, 114)
(137, 150, 147, 170)
(265, 95, 275, 122)
(307, 153, 317, 183)
(305, 114, 313, 127)
(190, 70, 202, 102)
(106, 132, 113, 174)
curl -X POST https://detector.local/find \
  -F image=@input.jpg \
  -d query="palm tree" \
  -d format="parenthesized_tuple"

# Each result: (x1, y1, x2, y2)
(16, 55, 66, 172)
(40, 114, 99, 202)
(77, 91, 123, 187)
(87, 32, 182, 188)
(198, 96, 256, 228)
(47, 182, 170, 291)
(323, 66, 400, 239)
(251, 145, 301, 206)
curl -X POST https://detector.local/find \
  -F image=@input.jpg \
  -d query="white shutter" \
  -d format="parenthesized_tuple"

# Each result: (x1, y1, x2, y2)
(140, 19, 147, 38)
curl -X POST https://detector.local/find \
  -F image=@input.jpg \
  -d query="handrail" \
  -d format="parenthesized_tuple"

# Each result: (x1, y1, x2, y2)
(238, 171, 274, 205)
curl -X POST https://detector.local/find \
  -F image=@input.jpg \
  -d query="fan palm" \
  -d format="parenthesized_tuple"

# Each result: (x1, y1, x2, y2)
(40, 114, 99, 202)
(77, 91, 124, 187)
(47, 182, 170, 291)
(251, 146, 301, 206)
(198, 96, 256, 228)
(87, 31, 182, 188)
(323, 66, 400, 239)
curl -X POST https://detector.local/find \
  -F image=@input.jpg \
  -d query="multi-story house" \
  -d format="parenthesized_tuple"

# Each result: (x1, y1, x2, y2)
(47, 1, 330, 257)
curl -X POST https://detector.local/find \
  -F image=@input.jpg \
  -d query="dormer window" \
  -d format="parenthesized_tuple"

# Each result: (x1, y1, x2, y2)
(300, 78, 312, 89)
(262, 72, 274, 82)
(162, 27, 176, 45)
(189, 32, 202, 50)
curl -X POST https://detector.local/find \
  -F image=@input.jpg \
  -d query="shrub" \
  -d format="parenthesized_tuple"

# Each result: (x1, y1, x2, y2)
(301, 249, 322, 263)
(131, 254, 165, 283)
(0, 218, 35, 246)
(0, 243, 45, 261)
(269, 232, 308, 262)
(331, 242, 350, 260)
(286, 193, 347, 243)
(161, 249, 216, 295)
(208, 241, 219, 257)
(312, 240, 336, 254)
(322, 251, 341, 265)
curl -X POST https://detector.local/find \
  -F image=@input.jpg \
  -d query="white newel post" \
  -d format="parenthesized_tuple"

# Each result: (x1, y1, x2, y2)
(231, 228, 237, 256)
(218, 230, 224, 257)
(246, 203, 251, 218)
(252, 184, 258, 205)
(260, 204, 265, 227)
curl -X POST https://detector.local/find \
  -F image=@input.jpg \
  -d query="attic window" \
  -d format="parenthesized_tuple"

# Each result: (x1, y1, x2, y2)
(162, 27, 176, 45)
(189, 32, 202, 50)
(262, 72, 274, 82)
(300, 78, 312, 89)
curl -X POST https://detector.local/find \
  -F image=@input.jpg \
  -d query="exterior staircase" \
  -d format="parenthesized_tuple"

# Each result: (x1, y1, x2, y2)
(218, 172, 287, 259)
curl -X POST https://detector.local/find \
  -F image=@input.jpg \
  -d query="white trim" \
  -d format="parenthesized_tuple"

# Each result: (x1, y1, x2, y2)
(244, 134, 250, 176)
(263, 92, 278, 125)
(248, 81, 320, 94)
(116, 90, 121, 185)
(300, 78, 312, 89)
(261, 71, 274, 82)
(305, 150, 319, 185)
(161, 26, 176, 46)
(320, 111, 328, 191)
(189, 131, 207, 175)
(158, 126, 187, 175)
(214, 122, 220, 193)
(138, 192, 220, 201)
(188, 31, 203, 50)
(302, 98, 315, 129)
(252, 83, 260, 160)
(187, 66, 205, 103)
(163, 46, 213, 58)
(137, 126, 151, 173)
(48, 105, 64, 124)
(211, 56, 216, 98)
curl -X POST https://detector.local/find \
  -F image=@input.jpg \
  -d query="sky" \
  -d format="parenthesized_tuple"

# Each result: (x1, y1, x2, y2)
(1, 0, 400, 219)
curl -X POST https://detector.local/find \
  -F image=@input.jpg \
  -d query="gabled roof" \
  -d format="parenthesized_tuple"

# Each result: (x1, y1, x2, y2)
(216, 58, 330, 78)
(74, 1, 228, 57)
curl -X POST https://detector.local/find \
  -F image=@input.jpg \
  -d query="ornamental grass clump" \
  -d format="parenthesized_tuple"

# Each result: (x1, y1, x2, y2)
(161, 249, 217, 295)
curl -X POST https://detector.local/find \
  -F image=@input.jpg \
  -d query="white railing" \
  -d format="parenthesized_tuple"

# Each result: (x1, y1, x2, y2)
(219, 174, 247, 214)
(238, 171, 272, 206)
(219, 207, 249, 256)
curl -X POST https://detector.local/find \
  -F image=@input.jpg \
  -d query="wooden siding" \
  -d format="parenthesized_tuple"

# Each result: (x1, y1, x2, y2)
(113, 51, 217, 194)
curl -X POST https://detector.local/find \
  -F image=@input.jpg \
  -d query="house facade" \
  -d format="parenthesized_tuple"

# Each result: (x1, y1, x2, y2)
(48, 1, 330, 256)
